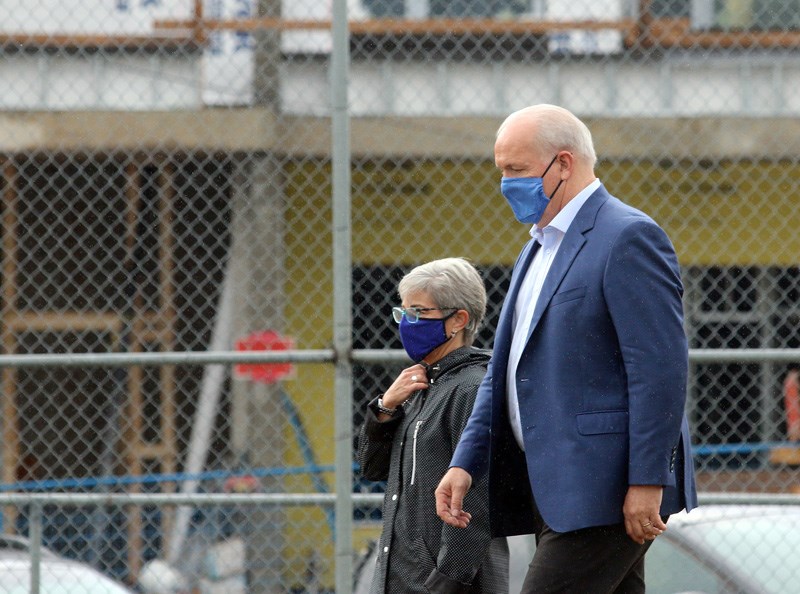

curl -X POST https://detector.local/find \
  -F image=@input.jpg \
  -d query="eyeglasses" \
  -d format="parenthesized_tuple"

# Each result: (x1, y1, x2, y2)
(392, 306, 457, 324)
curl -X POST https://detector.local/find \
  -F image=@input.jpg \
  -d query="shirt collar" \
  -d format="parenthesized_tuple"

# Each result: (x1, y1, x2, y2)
(530, 178, 602, 240)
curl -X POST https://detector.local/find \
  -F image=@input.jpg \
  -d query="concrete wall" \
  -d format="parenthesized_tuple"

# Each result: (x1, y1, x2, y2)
(2, 110, 799, 159)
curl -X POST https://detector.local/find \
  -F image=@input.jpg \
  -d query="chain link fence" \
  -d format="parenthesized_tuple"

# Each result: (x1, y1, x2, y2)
(1, 0, 800, 592)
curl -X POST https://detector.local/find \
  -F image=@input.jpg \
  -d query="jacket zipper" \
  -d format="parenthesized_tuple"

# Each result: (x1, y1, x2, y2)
(410, 419, 423, 485)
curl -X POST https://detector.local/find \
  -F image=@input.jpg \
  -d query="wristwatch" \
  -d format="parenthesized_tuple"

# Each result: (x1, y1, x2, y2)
(376, 397, 399, 417)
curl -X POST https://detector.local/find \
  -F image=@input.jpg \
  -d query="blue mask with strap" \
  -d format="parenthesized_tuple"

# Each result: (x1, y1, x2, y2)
(399, 311, 456, 362)
(500, 155, 562, 224)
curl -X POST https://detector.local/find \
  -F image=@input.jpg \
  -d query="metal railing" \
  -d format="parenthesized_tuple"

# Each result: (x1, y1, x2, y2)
(1, 347, 798, 368)
(3, 488, 800, 594)
(1, 345, 799, 592)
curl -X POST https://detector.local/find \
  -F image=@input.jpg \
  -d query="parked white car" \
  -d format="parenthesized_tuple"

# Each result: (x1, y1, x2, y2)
(0, 535, 134, 594)
(356, 504, 800, 594)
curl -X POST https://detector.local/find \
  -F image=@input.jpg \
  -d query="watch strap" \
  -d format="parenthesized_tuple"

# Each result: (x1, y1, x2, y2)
(376, 397, 399, 417)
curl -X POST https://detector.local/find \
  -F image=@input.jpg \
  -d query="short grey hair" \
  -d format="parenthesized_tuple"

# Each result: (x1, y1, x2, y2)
(398, 257, 487, 345)
(500, 104, 597, 167)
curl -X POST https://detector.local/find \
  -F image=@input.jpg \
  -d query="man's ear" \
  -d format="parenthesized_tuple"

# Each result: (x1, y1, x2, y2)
(558, 151, 574, 178)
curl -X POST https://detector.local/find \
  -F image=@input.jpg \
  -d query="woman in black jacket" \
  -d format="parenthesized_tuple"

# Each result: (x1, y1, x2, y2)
(358, 257, 509, 594)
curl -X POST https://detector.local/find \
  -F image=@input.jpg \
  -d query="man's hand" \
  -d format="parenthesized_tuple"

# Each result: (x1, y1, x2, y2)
(435, 467, 473, 528)
(623, 484, 666, 544)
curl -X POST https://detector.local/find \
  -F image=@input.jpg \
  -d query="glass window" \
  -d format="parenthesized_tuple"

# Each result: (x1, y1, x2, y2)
(648, 0, 691, 18)
(361, 0, 530, 18)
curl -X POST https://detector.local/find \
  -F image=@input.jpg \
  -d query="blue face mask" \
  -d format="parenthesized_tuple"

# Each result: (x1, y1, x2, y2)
(500, 155, 562, 224)
(399, 311, 456, 362)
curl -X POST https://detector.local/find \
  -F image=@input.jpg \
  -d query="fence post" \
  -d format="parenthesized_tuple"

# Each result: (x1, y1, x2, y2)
(331, 0, 353, 591)
(29, 501, 42, 594)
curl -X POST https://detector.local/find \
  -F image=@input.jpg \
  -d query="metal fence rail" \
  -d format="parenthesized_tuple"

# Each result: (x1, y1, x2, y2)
(4, 489, 800, 594)
(0, 348, 798, 592)
(1, 348, 800, 368)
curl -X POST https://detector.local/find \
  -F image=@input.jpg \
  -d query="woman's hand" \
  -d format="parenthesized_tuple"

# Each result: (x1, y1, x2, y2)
(381, 364, 429, 410)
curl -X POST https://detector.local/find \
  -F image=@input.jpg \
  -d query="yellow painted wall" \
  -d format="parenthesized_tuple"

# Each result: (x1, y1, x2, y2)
(606, 159, 800, 267)
(289, 157, 800, 274)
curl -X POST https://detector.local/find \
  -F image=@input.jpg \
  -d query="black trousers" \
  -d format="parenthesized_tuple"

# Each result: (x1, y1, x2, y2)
(519, 497, 663, 594)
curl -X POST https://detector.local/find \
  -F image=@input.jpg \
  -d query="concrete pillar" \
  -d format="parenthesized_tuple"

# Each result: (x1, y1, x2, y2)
(227, 0, 288, 590)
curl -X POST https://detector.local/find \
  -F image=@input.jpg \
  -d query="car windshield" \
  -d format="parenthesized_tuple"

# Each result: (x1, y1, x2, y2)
(679, 511, 800, 594)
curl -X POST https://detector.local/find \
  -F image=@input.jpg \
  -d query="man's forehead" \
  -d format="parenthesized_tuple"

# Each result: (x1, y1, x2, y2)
(496, 127, 537, 159)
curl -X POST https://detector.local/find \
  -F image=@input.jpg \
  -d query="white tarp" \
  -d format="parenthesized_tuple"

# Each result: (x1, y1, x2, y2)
(0, 0, 350, 106)
(202, 0, 255, 105)
(0, 0, 190, 34)
(546, 0, 624, 55)
(202, 0, 367, 105)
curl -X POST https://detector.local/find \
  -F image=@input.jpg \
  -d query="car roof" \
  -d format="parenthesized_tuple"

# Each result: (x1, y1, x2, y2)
(668, 503, 800, 528)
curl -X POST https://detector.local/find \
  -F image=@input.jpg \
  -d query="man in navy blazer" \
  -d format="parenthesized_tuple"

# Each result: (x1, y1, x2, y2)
(435, 104, 697, 593)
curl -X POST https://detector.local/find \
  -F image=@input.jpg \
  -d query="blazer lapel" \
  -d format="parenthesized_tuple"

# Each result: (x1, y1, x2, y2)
(494, 239, 540, 363)
(526, 187, 609, 340)
(491, 238, 540, 400)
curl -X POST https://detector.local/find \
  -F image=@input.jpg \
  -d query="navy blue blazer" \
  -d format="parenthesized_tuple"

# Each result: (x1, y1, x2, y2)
(451, 185, 698, 536)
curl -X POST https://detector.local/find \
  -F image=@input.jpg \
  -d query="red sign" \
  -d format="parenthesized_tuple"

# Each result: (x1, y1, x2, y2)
(234, 330, 295, 384)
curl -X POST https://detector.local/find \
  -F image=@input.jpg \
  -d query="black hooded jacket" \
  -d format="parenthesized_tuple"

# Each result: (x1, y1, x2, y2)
(358, 346, 509, 594)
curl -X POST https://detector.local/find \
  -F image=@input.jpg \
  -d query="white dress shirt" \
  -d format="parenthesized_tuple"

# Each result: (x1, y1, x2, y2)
(506, 179, 601, 449)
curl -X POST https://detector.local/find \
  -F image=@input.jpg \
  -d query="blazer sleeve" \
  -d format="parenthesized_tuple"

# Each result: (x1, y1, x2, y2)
(604, 218, 689, 486)
(449, 357, 494, 478)
(451, 239, 534, 478)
